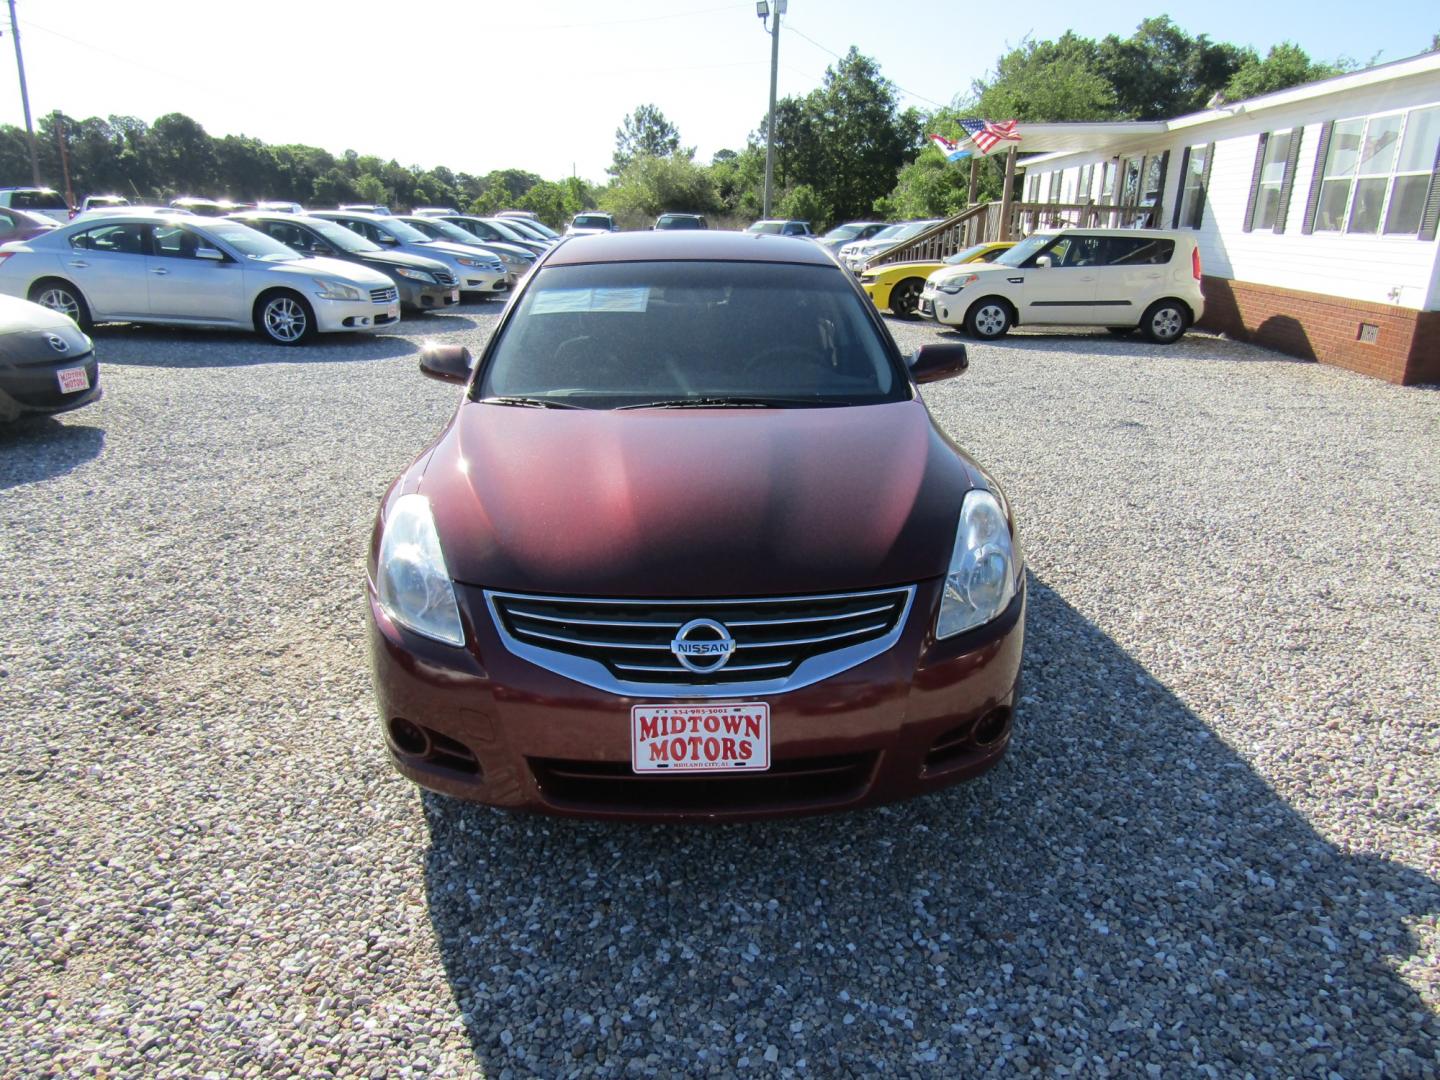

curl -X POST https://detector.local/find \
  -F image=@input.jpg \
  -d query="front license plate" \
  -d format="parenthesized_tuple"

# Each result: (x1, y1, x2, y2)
(631, 702, 770, 774)
(56, 366, 89, 394)
(447, 289, 460, 303)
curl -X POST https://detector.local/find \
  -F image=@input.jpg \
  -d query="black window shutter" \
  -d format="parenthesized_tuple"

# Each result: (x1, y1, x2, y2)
(1171, 147, 1192, 228)
(1419, 137, 1440, 241)
(1273, 129, 1304, 233)
(1195, 142, 1215, 229)
(1152, 150, 1170, 228)
(1243, 133, 1269, 233)
(1302, 121, 1335, 236)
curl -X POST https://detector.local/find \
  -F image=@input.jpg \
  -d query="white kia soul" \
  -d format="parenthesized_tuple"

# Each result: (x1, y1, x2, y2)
(919, 228, 1205, 343)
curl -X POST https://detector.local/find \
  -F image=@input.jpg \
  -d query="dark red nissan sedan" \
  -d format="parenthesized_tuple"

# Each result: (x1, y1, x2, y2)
(367, 231, 1025, 820)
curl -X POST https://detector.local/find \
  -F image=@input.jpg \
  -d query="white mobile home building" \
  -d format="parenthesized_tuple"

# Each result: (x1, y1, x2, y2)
(1016, 52, 1440, 385)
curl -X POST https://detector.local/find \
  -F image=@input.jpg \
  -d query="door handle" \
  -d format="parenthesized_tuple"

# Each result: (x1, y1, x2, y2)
(67, 260, 89, 269)
(150, 267, 169, 276)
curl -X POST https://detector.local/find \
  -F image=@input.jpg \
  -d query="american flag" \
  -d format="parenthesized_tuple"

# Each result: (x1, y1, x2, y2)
(927, 133, 969, 161)
(958, 118, 1022, 154)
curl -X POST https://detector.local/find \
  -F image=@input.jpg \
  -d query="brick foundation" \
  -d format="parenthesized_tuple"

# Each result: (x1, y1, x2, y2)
(1197, 276, 1440, 386)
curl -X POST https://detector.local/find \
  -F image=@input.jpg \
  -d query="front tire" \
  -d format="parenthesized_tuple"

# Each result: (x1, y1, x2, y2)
(965, 297, 1012, 340)
(1141, 300, 1188, 344)
(255, 291, 317, 346)
(29, 279, 92, 332)
(888, 278, 925, 318)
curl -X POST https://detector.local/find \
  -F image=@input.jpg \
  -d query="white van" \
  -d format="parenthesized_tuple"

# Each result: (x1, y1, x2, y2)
(0, 187, 72, 223)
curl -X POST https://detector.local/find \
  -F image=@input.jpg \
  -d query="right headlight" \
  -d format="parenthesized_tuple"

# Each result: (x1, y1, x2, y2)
(936, 490, 1018, 639)
(376, 494, 464, 647)
(393, 266, 438, 283)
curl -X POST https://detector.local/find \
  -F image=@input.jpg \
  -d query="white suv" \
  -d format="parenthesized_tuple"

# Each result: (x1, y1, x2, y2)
(919, 229, 1204, 343)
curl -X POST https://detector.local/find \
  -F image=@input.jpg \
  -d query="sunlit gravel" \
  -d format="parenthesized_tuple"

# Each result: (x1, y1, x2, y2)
(1, 305, 1435, 1078)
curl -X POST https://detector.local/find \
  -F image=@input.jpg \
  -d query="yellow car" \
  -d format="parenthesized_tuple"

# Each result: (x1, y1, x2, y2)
(860, 241, 1014, 318)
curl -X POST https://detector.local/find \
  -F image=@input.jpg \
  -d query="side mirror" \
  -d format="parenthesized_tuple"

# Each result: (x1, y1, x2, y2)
(418, 343, 474, 384)
(908, 343, 969, 384)
(1033, 254, 1053, 268)
(195, 247, 224, 261)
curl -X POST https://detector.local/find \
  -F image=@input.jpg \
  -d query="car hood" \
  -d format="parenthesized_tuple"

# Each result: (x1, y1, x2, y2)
(0, 294, 91, 362)
(413, 239, 499, 262)
(928, 262, 1014, 285)
(261, 255, 395, 288)
(421, 399, 975, 597)
(355, 249, 451, 274)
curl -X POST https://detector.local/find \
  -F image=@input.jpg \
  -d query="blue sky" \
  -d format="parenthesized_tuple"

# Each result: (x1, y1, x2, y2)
(2, 0, 1436, 186)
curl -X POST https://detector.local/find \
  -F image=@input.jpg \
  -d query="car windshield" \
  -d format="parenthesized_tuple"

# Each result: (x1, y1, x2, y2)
(412, 218, 485, 246)
(994, 234, 1055, 267)
(823, 224, 868, 241)
(310, 220, 379, 253)
(573, 216, 610, 228)
(865, 224, 905, 243)
(502, 220, 548, 240)
(514, 219, 558, 238)
(482, 219, 530, 241)
(887, 221, 936, 243)
(478, 260, 906, 410)
(747, 221, 783, 234)
(379, 219, 431, 243)
(943, 244, 995, 265)
(205, 221, 302, 261)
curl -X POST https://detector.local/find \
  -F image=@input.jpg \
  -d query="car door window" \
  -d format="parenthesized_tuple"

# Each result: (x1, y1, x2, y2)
(1102, 237, 1175, 266)
(153, 224, 210, 259)
(72, 223, 150, 254)
(1058, 237, 1105, 267)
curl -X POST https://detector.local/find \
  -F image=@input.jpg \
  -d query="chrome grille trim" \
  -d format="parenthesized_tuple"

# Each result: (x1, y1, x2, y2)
(484, 585, 916, 698)
(370, 286, 399, 304)
(433, 270, 458, 286)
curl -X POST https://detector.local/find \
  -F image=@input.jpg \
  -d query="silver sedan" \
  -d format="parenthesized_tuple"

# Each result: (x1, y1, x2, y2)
(0, 211, 400, 345)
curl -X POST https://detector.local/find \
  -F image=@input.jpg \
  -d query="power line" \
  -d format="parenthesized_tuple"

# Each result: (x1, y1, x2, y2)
(783, 22, 952, 109)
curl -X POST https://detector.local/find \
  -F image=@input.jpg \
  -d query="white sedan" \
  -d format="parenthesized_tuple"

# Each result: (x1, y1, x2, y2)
(0, 211, 401, 345)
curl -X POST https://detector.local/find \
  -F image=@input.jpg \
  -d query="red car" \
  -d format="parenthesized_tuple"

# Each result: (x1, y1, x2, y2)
(367, 231, 1025, 820)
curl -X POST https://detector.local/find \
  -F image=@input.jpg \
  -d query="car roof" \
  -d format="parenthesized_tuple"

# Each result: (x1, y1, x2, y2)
(546, 230, 836, 267)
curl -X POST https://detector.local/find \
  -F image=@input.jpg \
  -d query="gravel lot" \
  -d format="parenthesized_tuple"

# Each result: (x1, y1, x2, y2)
(1, 303, 1436, 1079)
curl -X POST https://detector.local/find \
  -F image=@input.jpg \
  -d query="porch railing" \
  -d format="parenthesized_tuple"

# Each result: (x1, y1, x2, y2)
(866, 201, 1160, 269)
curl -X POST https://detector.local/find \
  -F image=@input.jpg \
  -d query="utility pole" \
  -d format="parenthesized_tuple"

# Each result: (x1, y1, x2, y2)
(6, 0, 40, 186)
(54, 110, 73, 210)
(757, 0, 786, 218)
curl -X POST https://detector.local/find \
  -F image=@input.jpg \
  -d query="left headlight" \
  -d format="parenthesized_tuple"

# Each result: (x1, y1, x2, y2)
(936, 273, 979, 295)
(312, 277, 362, 301)
(376, 493, 465, 647)
(393, 266, 437, 283)
(936, 490, 1018, 639)
(454, 255, 487, 268)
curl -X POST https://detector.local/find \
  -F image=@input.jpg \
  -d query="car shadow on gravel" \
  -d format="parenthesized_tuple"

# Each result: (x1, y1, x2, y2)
(421, 578, 1437, 1077)
(921, 323, 1310, 366)
(0, 416, 104, 489)
(87, 324, 419, 367)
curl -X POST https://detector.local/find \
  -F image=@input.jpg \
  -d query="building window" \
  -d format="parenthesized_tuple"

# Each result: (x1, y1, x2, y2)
(1047, 170, 1062, 202)
(1176, 143, 1213, 229)
(1100, 161, 1117, 203)
(1312, 106, 1440, 235)
(1120, 156, 1144, 205)
(1246, 130, 1299, 231)
(1077, 164, 1094, 201)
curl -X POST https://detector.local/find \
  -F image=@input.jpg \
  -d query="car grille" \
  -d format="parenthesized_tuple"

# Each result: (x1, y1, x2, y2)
(529, 752, 878, 814)
(484, 586, 915, 697)
(370, 286, 399, 304)
(432, 270, 457, 287)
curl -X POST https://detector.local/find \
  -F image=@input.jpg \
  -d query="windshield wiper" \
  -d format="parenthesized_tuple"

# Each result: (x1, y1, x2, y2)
(478, 395, 584, 410)
(617, 396, 792, 410)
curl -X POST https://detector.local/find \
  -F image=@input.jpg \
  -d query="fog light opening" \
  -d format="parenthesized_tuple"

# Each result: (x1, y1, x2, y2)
(973, 706, 1011, 748)
(388, 717, 430, 757)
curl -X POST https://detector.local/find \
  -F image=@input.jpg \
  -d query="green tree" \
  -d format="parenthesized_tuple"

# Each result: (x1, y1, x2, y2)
(1096, 17, 1249, 119)
(972, 32, 1118, 121)
(354, 173, 386, 205)
(601, 154, 718, 226)
(611, 104, 681, 175)
(1224, 43, 1349, 101)
(875, 148, 979, 220)
(776, 184, 825, 225)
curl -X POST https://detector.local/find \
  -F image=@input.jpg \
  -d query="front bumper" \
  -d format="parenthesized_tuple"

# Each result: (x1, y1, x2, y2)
(313, 295, 400, 333)
(457, 270, 509, 294)
(395, 279, 460, 312)
(367, 577, 1025, 821)
(0, 352, 102, 421)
